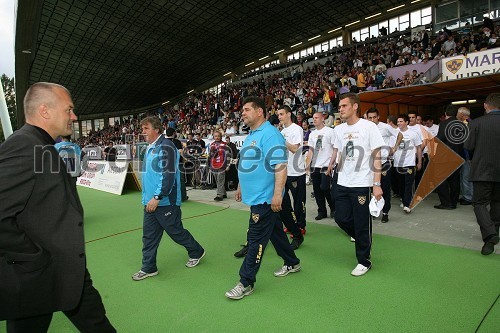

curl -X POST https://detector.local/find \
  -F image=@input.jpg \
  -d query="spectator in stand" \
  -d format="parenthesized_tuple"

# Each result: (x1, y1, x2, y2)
(103, 142, 117, 161)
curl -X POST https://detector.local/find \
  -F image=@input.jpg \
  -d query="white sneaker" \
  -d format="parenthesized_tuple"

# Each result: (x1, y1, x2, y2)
(132, 270, 159, 281)
(350, 237, 355, 242)
(399, 203, 404, 208)
(225, 282, 254, 300)
(403, 206, 411, 214)
(351, 264, 371, 276)
(185, 250, 206, 268)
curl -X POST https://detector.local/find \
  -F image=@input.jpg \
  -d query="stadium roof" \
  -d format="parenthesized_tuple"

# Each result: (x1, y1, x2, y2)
(15, 0, 422, 124)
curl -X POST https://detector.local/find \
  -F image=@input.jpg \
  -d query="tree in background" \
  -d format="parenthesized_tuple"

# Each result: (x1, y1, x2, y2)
(1, 74, 17, 141)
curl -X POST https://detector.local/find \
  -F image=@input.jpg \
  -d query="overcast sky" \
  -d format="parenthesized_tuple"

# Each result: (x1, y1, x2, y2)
(0, 0, 16, 78)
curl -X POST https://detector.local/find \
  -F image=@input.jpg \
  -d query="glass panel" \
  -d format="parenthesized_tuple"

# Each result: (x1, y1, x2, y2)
(337, 37, 343, 47)
(300, 49, 307, 57)
(351, 30, 360, 42)
(389, 17, 399, 33)
(422, 6, 432, 17)
(411, 10, 422, 27)
(400, 21, 410, 31)
(321, 42, 329, 52)
(422, 14, 432, 26)
(370, 24, 378, 38)
(460, 0, 488, 17)
(399, 13, 409, 23)
(307, 47, 313, 55)
(436, 1, 458, 23)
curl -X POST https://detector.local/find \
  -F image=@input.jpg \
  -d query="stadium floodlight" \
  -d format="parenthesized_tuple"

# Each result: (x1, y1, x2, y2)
(273, 49, 284, 54)
(411, 0, 421, 3)
(308, 35, 321, 41)
(162, 101, 170, 105)
(291, 42, 302, 48)
(224, 71, 232, 76)
(245, 62, 255, 67)
(187, 89, 194, 94)
(259, 56, 269, 61)
(328, 27, 341, 33)
(387, 4, 405, 12)
(451, 100, 467, 105)
(366, 13, 381, 20)
(345, 20, 360, 27)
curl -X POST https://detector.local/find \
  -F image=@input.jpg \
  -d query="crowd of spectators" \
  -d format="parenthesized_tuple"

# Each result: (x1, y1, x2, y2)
(74, 18, 499, 148)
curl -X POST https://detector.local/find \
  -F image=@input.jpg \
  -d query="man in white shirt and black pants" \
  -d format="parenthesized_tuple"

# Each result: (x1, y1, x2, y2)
(306, 112, 336, 221)
(327, 93, 385, 276)
(366, 108, 403, 222)
(278, 106, 306, 249)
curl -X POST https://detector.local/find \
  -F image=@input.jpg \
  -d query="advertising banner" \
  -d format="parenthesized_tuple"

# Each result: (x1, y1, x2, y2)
(441, 49, 500, 81)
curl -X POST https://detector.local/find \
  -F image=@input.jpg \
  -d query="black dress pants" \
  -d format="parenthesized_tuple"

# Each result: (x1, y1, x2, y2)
(7, 269, 115, 333)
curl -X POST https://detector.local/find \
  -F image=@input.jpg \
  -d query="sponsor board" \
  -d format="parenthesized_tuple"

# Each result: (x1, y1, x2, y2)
(442, 49, 500, 81)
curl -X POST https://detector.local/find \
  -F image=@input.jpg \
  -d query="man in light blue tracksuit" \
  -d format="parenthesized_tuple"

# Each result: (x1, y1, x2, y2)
(132, 116, 205, 281)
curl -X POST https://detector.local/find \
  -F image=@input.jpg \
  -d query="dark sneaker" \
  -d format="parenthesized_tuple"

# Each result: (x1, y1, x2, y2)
(132, 270, 158, 281)
(381, 214, 389, 223)
(274, 264, 301, 277)
(223, 194, 227, 198)
(234, 244, 248, 258)
(315, 214, 327, 220)
(214, 196, 223, 201)
(225, 282, 254, 300)
(290, 237, 304, 250)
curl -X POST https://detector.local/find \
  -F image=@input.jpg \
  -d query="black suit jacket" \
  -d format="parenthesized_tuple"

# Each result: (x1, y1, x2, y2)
(437, 116, 465, 157)
(0, 124, 86, 320)
(464, 111, 500, 182)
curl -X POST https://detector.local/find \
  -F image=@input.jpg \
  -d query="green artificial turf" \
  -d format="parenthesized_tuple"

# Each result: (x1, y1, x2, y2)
(1, 188, 499, 332)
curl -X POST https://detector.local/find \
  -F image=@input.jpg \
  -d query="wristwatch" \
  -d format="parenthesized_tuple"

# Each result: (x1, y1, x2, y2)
(373, 182, 381, 187)
(153, 195, 162, 200)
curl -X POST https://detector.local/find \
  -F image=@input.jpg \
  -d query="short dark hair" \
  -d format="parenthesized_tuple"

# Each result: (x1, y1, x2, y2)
(165, 127, 176, 137)
(408, 111, 418, 117)
(279, 105, 292, 113)
(445, 105, 458, 117)
(387, 115, 397, 124)
(485, 93, 500, 109)
(339, 92, 360, 105)
(366, 107, 379, 116)
(243, 96, 266, 115)
(398, 114, 409, 123)
(422, 114, 433, 122)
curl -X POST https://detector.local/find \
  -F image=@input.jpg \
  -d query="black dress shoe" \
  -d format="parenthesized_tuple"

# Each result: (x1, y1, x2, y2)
(214, 196, 223, 201)
(315, 214, 327, 220)
(434, 204, 454, 210)
(481, 235, 499, 255)
(459, 199, 472, 205)
(234, 245, 248, 258)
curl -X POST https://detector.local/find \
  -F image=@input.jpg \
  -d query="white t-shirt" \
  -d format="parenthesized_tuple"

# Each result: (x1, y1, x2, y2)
(334, 119, 385, 187)
(425, 124, 439, 137)
(281, 123, 305, 176)
(377, 122, 400, 164)
(408, 124, 426, 153)
(308, 126, 336, 168)
(393, 128, 423, 167)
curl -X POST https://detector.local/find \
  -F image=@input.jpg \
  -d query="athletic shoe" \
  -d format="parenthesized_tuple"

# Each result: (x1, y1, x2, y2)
(315, 214, 327, 220)
(225, 282, 254, 300)
(403, 206, 411, 214)
(350, 237, 355, 242)
(214, 196, 223, 201)
(185, 251, 205, 268)
(273, 264, 301, 277)
(234, 244, 248, 258)
(399, 203, 404, 208)
(132, 270, 159, 281)
(351, 264, 371, 276)
(381, 214, 389, 223)
(481, 235, 499, 255)
(290, 237, 304, 250)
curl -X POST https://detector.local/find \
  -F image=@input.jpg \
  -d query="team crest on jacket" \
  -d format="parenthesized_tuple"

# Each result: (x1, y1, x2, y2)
(252, 213, 259, 223)
(446, 59, 463, 74)
(382, 171, 387, 176)
(407, 168, 413, 175)
(358, 196, 366, 205)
